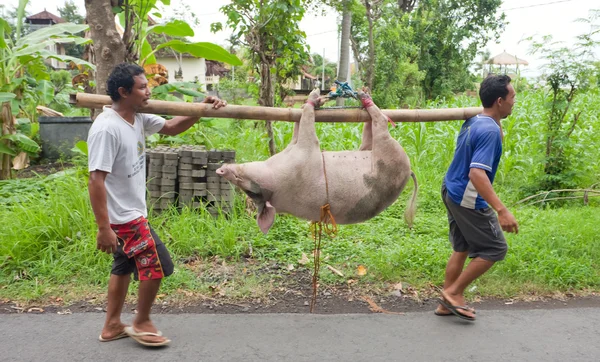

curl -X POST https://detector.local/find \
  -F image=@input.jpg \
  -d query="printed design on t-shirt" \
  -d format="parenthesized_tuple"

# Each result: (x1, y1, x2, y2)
(128, 154, 146, 178)
(137, 141, 144, 157)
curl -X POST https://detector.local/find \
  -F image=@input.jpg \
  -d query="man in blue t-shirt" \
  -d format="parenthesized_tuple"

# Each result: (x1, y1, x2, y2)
(437, 74, 519, 321)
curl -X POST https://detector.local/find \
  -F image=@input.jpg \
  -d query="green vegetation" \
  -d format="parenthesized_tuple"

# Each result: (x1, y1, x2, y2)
(0, 0, 598, 306)
(1, 89, 599, 303)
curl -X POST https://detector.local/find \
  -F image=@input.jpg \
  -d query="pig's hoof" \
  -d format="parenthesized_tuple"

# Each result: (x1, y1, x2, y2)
(306, 89, 325, 108)
(357, 88, 375, 108)
(357, 87, 372, 99)
(309, 88, 321, 100)
(316, 96, 327, 107)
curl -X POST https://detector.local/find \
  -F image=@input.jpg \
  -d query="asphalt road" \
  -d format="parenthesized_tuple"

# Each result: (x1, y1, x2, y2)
(1, 307, 599, 362)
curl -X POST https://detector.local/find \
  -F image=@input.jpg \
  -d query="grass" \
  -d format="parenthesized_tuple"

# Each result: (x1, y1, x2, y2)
(1, 87, 600, 304)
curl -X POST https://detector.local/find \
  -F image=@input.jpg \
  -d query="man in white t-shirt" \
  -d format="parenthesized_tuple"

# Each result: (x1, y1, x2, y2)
(88, 63, 226, 347)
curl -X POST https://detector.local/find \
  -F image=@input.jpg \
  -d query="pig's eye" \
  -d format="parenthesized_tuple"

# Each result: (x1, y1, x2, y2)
(235, 176, 242, 181)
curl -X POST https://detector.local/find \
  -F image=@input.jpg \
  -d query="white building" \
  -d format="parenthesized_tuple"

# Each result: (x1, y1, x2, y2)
(155, 54, 207, 85)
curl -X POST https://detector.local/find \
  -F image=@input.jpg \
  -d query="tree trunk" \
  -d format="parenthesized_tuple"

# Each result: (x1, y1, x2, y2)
(259, 62, 277, 156)
(0, 102, 15, 180)
(84, 0, 125, 118)
(337, 3, 352, 107)
(276, 83, 289, 108)
(349, 33, 362, 78)
(365, 6, 375, 91)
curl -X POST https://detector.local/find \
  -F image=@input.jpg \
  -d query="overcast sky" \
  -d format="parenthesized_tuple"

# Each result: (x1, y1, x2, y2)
(4, 0, 599, 77)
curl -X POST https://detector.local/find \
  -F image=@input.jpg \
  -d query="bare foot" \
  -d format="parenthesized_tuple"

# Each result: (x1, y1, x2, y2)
(100, 321, 128, 341)
(434, 304, 452, 315)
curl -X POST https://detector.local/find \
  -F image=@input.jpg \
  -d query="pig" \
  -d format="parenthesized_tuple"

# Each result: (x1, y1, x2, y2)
(216, 88, 417, 234)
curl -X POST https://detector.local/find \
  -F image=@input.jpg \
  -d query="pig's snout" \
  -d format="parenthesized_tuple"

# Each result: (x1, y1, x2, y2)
(216, 167, 225, 176)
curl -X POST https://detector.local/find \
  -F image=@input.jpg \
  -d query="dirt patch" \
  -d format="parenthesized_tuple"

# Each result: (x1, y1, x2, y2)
(15, 162, 74, 179)
(2, 267, 598, 315)
(2, 292, 600, 316)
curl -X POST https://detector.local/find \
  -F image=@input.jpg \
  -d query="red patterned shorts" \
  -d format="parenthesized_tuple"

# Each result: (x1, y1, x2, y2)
(110, 217, 174, 281)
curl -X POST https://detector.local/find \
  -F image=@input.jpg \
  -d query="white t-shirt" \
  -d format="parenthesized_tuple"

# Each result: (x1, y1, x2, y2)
(87, 106, 166, 224)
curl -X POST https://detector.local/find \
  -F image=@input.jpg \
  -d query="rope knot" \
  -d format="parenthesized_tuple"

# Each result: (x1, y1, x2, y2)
(319, 203, 337, 237)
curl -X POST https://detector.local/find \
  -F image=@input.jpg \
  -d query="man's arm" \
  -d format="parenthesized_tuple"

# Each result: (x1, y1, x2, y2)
(469, 168, 519, 234)
(159, 96, 227, 136)
(88, 170, 118, 253)
(159, 115, 200, 136)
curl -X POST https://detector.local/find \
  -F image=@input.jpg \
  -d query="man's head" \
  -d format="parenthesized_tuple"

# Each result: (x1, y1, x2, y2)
(106, 63, 150, 110)
(479, 74, 516, 119)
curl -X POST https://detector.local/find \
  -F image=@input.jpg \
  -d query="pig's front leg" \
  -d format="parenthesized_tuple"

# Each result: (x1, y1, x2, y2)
(296, 88, 325, 149)
(281, 122, 300, 153)
(359, 120, 373, 151)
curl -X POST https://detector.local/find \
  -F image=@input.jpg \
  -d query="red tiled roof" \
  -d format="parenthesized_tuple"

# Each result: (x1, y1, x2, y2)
(26, 10, 65, 24)
(205, 60, 230, 77)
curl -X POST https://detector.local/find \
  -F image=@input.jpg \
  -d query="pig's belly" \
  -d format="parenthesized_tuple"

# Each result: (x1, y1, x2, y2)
(319, 150, 404, 224)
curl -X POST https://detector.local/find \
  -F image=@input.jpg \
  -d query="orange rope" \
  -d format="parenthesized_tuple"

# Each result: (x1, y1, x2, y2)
(319, 203, 337, 236)
(309, 153, 338, 313)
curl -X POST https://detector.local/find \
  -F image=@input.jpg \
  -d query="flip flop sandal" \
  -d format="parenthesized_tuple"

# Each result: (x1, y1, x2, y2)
(438, 297, 476, 321)
(99, 328, 162, 342)
(124, 326, 171, 347)
(435, 301, 476, 316)
(99, 331, 129, 342)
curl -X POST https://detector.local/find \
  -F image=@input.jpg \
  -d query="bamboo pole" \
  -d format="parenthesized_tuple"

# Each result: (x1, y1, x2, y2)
(70, 93, 482, 123)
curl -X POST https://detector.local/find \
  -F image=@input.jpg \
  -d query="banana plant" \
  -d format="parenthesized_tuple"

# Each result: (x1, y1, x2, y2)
(112, 0, 242, 102)
(0, 0, 95, 179)
(116, 0, 242, 67)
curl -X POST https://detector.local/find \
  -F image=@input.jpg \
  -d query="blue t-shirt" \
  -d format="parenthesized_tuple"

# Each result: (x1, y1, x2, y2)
(444, 115, 502, 209)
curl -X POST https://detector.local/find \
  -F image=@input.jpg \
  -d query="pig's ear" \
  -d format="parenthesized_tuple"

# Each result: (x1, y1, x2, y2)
(257, 201, 276, 234)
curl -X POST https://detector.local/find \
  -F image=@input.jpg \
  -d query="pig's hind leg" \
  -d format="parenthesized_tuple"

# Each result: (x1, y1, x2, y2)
(358, 90, 390, 149)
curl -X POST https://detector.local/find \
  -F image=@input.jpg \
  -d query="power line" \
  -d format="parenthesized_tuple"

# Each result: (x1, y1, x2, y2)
(201, 0, 577, 17)
(307, 29, 338, 37)
(501, 0, 578, 11)
(197, 12, 220, 17)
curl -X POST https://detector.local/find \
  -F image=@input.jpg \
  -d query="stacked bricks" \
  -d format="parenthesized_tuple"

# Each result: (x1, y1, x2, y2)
(145, 145, 236, 216)
(205, 149, 236, 217)
(177, 145, 208, 209)
(146, 146, 178, 212)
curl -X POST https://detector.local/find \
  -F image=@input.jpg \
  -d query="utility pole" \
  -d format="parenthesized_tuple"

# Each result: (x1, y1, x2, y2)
(337, 1, 352, 107)
(322, 48, 325, 91)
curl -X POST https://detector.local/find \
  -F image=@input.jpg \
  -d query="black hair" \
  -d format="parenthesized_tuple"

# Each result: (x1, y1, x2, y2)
(479, 74, 512, 108)
(106, 63, 145, 101)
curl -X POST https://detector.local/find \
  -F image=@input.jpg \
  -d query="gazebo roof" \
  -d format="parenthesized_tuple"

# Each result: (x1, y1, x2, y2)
(486, 51, 529, 66)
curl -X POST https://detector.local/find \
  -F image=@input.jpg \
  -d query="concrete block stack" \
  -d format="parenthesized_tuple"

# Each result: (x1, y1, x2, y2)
(177, 145, 208, 209)
(205, 149, 236, 217)
(145, 145, 236, 216)
(146, 146, 178, 212)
